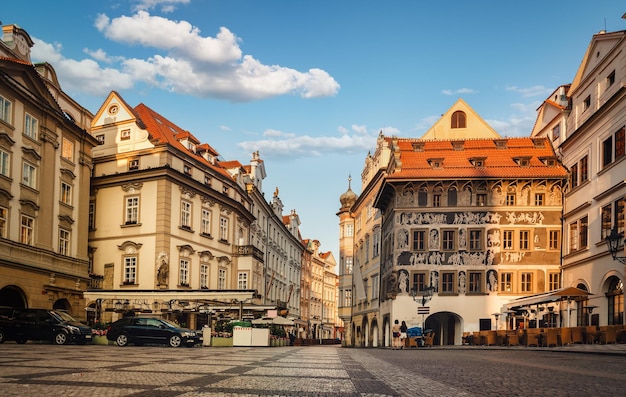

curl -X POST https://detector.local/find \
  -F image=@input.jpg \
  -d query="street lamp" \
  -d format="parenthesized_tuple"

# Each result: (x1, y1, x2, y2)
(605, 228, 626, 264)
(605, 227, 626, 326)
(410, 284, 435, 306)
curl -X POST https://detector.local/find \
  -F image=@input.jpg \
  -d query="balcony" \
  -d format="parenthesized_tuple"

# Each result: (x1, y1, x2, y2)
(233, 244, 264, 261)
(89, 273, 104, 289)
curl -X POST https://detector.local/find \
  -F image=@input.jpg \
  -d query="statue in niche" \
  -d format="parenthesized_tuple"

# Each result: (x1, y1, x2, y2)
(549, 186, 562, 205)
(458, 228, 467, 250)
(492, 186, 504, 205)
(459, 187, 472, 206)
(458, 271, 466, 294)
(430, 271, 439, 292)
(429, 229, 439, 249)
(157, 252, 169, 285)
(401, 187, 414, 205)
(398, 270, 409, 294)
(397, 229, 409, 249)
(487, 270, 498, 293)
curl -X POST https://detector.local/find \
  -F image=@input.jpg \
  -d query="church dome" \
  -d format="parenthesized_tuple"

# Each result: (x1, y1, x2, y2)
(339, 176, 358, 209)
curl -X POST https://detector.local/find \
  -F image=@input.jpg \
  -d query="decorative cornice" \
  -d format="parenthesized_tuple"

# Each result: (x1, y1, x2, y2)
(19, 198, 39, 211)
(121, 182, 143, 192)
(39, 128, 59, 148)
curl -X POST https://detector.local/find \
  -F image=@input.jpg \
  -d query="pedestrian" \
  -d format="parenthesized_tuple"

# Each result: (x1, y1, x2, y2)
(400, 320, 408, 349)
(392, 319, 401, 349)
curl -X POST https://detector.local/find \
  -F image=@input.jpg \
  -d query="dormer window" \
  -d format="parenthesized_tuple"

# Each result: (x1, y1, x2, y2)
(470, 157, 486, 168)
(427, 158, 444, 169)
(539, 156, 557, 167)
(513, 157, 531, 167)
(451, 111, 466, 129)
(120, 129, 131, 141)
(412, 142, 425, 152)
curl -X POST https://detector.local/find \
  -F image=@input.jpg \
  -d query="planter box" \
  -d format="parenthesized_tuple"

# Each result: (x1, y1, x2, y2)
(211, 337, 233, 347)
(92, 335, 110, 345)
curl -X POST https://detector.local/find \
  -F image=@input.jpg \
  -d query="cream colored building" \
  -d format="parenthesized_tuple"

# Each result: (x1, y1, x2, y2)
(0, 24, 97, 320)
(544, 28, 626, 327)
(85, 91, 261, 328)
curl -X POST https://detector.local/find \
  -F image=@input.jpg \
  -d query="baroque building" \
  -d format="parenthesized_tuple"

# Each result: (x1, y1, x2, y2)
(0, 24, 98, 320)
(85, 91, 262, 328)
(372, 99, 568, 345)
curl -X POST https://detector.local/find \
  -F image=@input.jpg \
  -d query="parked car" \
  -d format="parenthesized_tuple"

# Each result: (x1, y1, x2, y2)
(1, 308, 92, 345)
(106, 316, 200, 347)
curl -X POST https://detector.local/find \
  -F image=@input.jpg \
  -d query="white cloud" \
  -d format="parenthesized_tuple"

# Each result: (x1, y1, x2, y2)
(238, 132, 377, 158)
(338, 126, 349, 135)
(219, 125, 231, 131)
(132, 0, 190, 12)
(506, 85, 552, 98)
(263, 129, 295, 138)
(442, 88, 477, 95)
(88, 11, 340, 101)
(30, 38, 135, 96)
(351, 124, 367, 134)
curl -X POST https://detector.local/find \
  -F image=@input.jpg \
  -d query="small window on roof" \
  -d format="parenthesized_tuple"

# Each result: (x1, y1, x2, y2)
(451, 111, 466, 129)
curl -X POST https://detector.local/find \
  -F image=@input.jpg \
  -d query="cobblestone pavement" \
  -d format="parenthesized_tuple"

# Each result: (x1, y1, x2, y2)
(0, 343, 625, 396)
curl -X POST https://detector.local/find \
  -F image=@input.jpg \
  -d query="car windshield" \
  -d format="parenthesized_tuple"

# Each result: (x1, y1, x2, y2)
(52, 311, 79, 323)
(160, 318, 180, 328)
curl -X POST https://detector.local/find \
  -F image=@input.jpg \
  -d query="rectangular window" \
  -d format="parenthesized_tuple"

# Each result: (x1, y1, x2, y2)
(552, 124, 560, 141)
(344, 289, 352, 307)
(549, 230, 560, 251)
(200, 264, 209, 289)
(120, 129, 131, 140)
(218, 268, 226, 289)
(534, 193, 544, 206)
(433, 194, 441, 207)
(22, 162, 36, 188)
(128, 159, 139, 170)
(476, 193, 487, 206)
(616, 197, 625, 235)
(549, 272, 561, 291)
(521, 272, 533, 293)
(20, 215, 34, 245)
(500, 272, 512, 292)
(519, 230, 530, 250)
(506, 193, 516, 206)
(616, 127, 625, 159)
(24, 113, 38, 140)
(0, 95, 11, 123)
(580, 216, 588, 250)
(61, 137, 74, 162)
(583, 95, 591, 110)
(441, 272, 454, 293)
(442, 230, 455, 251)
(469, 272, 482, 293)
(125, 196, 139, 224)
(372, 274, 379, 299)
(88, 202, 96, 230)
(219, 217, 229, 241)
(418, 190, 428, 206)
(412, 229, 426, 251)
(570, 163, 578, 188)
(580, 155, 588, 183)
(344, 256, 353, 274)
(602, 204, 612, 240)
(238, 272, 248, 289)
(59, 228, 70, 256)
(0, 206, 7, 238)
(61, 182, 72, 205)
(179, 259, 189, 286)
(201, 208, 211, 235)
(412, 272, 427, 293)
(0, 149, 9, 177)
(183, 164, 192, 176)
(96, 134, 105, 145)
(469, 229, 482, 251)
(603, 136, 613, 168)
(124, 257, 137, 284)
(373, 230, 380, 257)
(503, 230, 513, 250)
(180, 201, 192, 229)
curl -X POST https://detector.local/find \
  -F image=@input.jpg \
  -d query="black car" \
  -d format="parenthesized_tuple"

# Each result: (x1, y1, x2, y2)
(106, 316, 200, 347)
(1, 308, 92, 345)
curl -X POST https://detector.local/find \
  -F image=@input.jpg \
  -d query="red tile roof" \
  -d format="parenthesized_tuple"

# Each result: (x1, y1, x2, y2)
(387, 136, 568, 180)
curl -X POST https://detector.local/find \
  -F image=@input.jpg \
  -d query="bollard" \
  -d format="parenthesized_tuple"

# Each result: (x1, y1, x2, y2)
(202, 325, 211, 347)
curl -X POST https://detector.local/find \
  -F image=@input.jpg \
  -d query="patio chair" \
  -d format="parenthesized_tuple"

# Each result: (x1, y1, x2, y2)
(599, 326, 617, 344)
(584, 326, 598, 344)
(506, 331, 520, 346)
(545, 329, 558, 347)
(525, 329, 540, 347)
(559, 327, 572, 346)
(571, 327, 584, 344)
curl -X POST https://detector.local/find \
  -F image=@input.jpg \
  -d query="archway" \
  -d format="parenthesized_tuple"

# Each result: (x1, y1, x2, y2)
(361, 317, 369, 347)
(53, 298, 71, 314)
(0, 285, 27, 308)
(424, 311, 463, 345)
(371, 318, 379, 347)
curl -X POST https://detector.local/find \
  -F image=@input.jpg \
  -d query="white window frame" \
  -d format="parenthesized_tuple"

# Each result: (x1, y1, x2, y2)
(238, 272, 248, 289)
(20, 214, 34, 245)
(201, 208, 211, 235)
(180, 200, 192, 229)
(24, 113, 38, 140)
(61, 182, 72, 206)
(0, 95, 11, 124)
(59, 228, 70, 256)
(200, 264, 209, 289)
(0, 206, 7, 238)
(0, 149, 10, 177)
(179, 259, 190, 286)
(22, 161, 36, 189)
(219, 216, 229, 241)
(123, 256, 137, 284)
(218, 268, 226, 289)
(125, 196, 139, 224)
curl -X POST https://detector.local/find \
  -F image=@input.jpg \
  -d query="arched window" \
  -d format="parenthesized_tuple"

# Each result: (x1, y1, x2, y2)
(607, 276, 624, 325)
(451, 111, 466, 128)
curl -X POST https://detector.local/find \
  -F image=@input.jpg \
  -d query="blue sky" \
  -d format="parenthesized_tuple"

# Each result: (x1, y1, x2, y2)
(3, 1, 625, 259)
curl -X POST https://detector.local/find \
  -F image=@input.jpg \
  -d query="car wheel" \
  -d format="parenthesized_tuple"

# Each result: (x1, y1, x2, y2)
(116, 333, 129, 347)
(54, 332, 68, 345)
(169, 334, 182, 347)
(0, 330, 5, 344)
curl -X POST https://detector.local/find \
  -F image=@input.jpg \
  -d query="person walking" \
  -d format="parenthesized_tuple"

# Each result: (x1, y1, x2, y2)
(392, 319, 401, 349)
(400, 320, 408, 349)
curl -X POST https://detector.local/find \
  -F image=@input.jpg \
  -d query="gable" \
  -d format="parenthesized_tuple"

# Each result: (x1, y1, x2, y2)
(421, 98, 501, 140)
(0, 59, 63, 114)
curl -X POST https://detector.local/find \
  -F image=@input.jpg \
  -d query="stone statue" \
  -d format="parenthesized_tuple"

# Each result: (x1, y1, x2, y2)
(157, 252, 169, 285)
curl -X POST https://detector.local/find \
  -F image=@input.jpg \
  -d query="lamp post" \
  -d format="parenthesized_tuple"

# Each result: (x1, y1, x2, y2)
(605, 227, 626, 325)
(411, 284, 435, 331)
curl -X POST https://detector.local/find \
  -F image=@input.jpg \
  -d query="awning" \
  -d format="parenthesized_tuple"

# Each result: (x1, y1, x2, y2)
(251, 316, 294, 326)
(504, 286, 591, 310)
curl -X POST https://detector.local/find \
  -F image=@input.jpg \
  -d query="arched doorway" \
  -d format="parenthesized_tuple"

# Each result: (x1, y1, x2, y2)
(361, 317, 369, 347)
(424, 311, 463, 345)
(0, 285, 27, 308)
(371, 319, 379, 347)
(605, 276, 624, 325)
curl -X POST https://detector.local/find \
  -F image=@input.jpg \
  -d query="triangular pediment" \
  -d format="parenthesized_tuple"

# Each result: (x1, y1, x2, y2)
(421, 98, 501, 140)
(569, 31, 626, 95)
(91, 91, 140, 130)
(0, 59, 62, 114)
